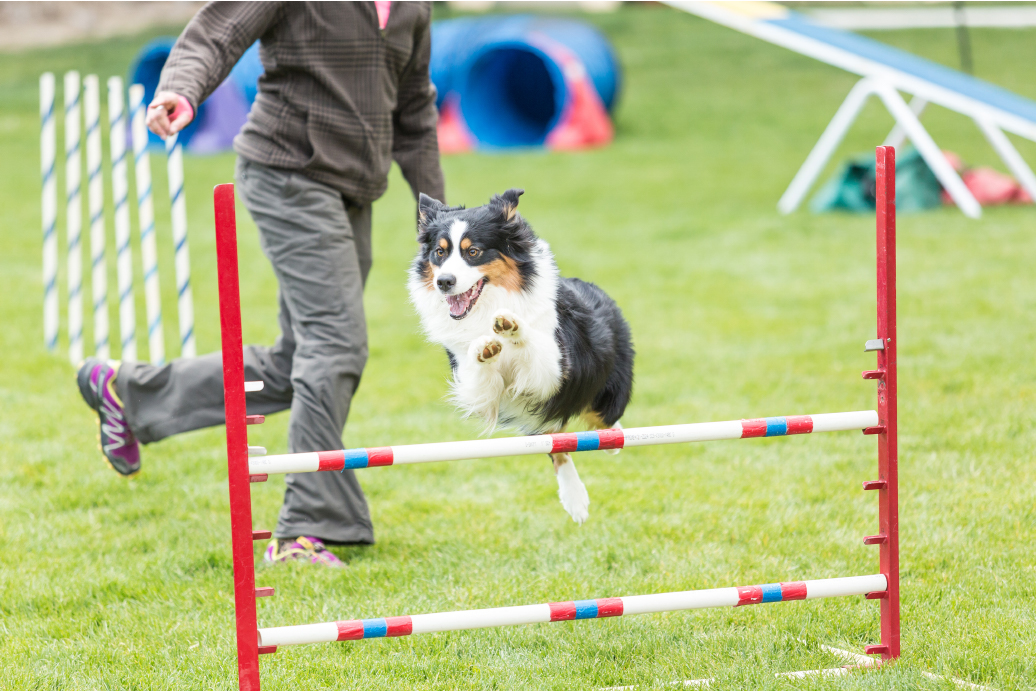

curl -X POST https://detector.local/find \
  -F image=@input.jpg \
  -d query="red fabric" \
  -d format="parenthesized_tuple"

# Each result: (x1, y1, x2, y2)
(436, 96, 474, 154)
(375, 1, 391, 30)
(941, 150, 1033, 205)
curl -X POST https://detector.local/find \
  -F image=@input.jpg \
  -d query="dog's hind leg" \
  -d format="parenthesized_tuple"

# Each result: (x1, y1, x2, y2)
(551, 452, 590, 524)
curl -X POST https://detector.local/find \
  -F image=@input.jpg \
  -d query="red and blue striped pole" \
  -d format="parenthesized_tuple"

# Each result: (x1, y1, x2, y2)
(248, 411, 878, 476)
(256, 574, 887, 649)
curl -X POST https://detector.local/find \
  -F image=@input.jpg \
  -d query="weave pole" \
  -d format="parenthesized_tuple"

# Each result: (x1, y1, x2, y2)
(83, 75, 110, 360)
(214, 184, 261, 691)
(40, 73, 58, 353)
(64, 71, 83, 365)
(129, 84, 164, 365)
(165, 133, 195, 358)
(107, 77, 136, 361)
(258, 574, 887, 648)
(248, 411, 879, 476)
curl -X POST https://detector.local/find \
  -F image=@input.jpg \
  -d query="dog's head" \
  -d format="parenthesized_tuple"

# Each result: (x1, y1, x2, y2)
(412, 188, 538, 320)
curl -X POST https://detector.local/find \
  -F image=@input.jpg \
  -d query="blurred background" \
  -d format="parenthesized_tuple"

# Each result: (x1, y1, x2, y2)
(1, 2, 1034, 689)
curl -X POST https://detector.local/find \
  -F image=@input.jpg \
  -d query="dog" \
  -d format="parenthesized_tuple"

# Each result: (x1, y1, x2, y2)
(408, 188, 634, 524)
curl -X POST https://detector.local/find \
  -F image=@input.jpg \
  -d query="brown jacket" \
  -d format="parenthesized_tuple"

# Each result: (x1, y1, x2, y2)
(159, 1, 445, 205)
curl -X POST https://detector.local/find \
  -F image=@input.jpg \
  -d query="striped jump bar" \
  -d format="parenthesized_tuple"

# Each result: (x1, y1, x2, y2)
(250, 410, 878, 476)
(257, 574, 886, 648)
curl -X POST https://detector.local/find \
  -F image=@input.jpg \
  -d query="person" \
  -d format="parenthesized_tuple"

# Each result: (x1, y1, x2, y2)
(76, 1, 445, 567)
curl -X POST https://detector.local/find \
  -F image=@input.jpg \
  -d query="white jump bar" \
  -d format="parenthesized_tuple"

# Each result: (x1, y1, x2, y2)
(257, 574, 887, 648)
(249, 410, 879, 476)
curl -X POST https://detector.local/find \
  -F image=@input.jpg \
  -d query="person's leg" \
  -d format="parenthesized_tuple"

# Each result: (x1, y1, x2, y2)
(236, 159, 375, 545)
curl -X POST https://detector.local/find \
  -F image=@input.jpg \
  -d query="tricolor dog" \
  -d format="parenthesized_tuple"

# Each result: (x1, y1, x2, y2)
(408, 189, 634, 524)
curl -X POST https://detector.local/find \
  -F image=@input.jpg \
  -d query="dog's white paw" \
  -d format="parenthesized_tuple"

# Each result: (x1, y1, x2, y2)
(492, 310, 522, 342)
(556, 461, 590, 525)
(471, 335, 503, 364)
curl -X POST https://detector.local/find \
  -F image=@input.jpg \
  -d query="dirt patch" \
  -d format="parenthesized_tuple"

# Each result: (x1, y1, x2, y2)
(0, 2, 203, 52)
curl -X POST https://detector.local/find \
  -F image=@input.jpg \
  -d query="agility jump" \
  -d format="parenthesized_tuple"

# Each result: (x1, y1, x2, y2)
(213, 146, 900, 689)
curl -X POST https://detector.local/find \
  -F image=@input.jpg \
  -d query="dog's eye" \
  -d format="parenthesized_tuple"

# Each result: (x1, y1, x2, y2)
(435, 247, 445, 257)
(467, 247, 480, 257)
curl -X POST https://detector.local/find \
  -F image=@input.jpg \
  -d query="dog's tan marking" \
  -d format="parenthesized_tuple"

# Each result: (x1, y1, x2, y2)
(582, 411, 608, 429)
(550, 452, 571, 472)
(502, 204, 518, 221)
(420, 261, 435, 292)
(460, 237, 472, 251)
(439, 237, 449, 250)
(480, 256, 523, 292)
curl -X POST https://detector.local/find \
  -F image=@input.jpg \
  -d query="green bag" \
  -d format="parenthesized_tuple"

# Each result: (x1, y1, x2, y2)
(811, 147, 943, 213)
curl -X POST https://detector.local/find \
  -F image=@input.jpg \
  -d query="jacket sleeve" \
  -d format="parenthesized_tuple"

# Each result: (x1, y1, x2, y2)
(157, 1, 283, 114)
(392, 8, 447, 204)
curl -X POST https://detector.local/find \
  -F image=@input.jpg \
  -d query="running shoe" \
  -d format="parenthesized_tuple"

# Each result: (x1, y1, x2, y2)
(264, 537, 345, 568)
(76, 358, 141, 476)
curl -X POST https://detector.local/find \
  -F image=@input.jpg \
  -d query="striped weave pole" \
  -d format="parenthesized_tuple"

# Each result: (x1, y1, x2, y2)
(165, 133, 195, 357)
(107, 77, 136, 361)
(249, 410, 879, 476)
(257, 574, 887, 648)
(129, 84, 164, 365)
(64, 71, 83, 365)
(83, 75, 109, 360)
(40, 73, 58, 353)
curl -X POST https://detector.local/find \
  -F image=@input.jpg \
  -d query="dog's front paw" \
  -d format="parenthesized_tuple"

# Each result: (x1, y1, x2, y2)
(471, 335, 503, 364)
(555, 461, 590, 525)
(492, 310, 521, 342)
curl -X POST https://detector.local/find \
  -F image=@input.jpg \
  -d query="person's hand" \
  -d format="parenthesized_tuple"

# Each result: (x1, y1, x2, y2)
(146, 91, 194, 139)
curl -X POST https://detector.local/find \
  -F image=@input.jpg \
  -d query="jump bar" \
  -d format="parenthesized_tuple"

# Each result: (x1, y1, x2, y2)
(257, 574, 886, 648)
(249, 411, 878, 476)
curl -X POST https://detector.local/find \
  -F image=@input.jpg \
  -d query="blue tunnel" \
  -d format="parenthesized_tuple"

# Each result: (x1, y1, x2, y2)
(431, 15, 622, 148)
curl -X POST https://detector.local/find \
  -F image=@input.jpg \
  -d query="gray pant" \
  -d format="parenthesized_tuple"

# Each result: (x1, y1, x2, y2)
(117, 158, 374, 544)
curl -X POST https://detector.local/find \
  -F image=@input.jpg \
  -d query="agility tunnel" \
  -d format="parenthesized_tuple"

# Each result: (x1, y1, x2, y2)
(210, 147, 901, 688)
(431, 15, 622, 151)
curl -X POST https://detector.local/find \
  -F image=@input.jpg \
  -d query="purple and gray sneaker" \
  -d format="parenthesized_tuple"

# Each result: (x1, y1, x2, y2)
(77, 358, 141, 476)
(264, 537, 345, 568)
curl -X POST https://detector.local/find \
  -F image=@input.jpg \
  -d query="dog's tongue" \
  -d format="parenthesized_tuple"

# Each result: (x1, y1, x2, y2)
(446, 290, 472, 317)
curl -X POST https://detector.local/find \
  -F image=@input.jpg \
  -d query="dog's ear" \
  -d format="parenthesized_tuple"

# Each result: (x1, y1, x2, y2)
(489, 188, 524, 222)
(418, 193, 447, 235)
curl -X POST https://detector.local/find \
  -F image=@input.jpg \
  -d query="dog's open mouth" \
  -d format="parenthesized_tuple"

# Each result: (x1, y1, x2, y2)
(446, 278, 487, 319)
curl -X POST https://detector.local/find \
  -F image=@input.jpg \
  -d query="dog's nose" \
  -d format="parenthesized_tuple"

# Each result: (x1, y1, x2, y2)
(437, 274, 456, 293)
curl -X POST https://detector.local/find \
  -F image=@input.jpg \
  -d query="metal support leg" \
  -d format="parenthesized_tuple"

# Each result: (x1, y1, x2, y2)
(882, 96, 928, 149)
(778, 77, 877, 214)
(873, 83, 982, 218)
(975, 117, 1036, 203)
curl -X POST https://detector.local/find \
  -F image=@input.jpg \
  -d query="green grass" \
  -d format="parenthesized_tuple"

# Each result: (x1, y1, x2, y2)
(1, 6, 1035, 689)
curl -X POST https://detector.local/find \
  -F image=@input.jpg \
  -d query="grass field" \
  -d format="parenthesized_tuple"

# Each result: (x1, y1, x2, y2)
(2, 5, 1035, 690)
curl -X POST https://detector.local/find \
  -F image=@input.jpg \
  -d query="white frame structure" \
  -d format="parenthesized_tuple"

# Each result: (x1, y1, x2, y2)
(669, 1, 1036, 219)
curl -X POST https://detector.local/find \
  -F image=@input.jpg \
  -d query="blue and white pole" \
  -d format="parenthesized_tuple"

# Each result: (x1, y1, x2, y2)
(40, 73, 58, 353)
(64, 71, 84, 365)
(129, 84, 164, 366)
(165, 133, 195, 358)
(107, 77, 136, 361)
(83, 75, 109, 360)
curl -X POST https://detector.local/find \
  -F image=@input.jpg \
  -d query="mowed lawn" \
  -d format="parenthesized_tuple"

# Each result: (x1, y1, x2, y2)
(1, 6, 1035, 690)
